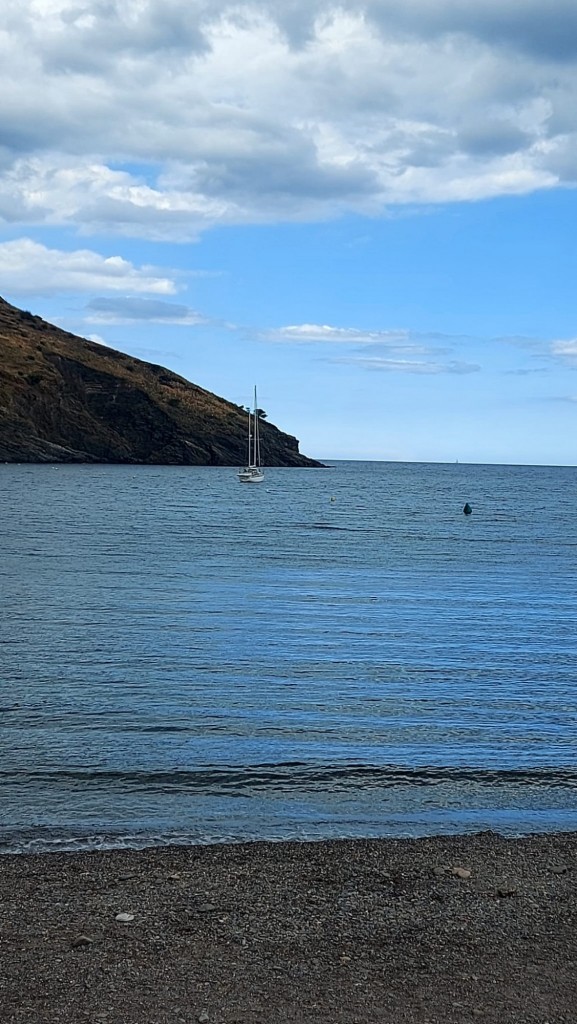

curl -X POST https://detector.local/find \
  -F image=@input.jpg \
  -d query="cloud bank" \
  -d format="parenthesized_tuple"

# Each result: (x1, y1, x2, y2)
(0, 1, 575, 240)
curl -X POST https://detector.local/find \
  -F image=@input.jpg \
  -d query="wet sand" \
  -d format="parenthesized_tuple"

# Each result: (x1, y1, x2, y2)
(1, 831, 576, 1023)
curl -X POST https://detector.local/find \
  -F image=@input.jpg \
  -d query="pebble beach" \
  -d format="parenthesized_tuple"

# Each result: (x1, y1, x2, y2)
(1, 831, 576, 1024)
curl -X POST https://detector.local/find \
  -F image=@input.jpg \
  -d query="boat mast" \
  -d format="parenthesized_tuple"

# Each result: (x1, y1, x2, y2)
(246, 403, 252, 467)
(253, 386, 260, 468)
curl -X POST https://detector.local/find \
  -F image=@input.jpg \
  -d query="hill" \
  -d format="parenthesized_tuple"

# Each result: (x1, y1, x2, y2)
(0, 297, 322, 466)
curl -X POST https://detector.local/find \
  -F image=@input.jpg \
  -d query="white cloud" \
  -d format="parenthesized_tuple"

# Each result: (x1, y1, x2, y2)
(265, 323, 412, 344)
(551, 339, 577, 364)
(263, 320, 481, 373)
(331, 355, 480, 374)
(0, 159, 233, 241)
(0, 238, 177, 295)
(0, 2, 574, 239)
(265, 321, 459, 355)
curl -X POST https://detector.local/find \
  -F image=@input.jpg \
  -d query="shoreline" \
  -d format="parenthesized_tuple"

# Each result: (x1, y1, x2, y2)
(2, 831, 576, 1023)
(1, 822, 577, 859)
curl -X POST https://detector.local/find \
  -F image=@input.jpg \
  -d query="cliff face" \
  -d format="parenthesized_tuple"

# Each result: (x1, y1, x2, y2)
(0, 297, 322, 466)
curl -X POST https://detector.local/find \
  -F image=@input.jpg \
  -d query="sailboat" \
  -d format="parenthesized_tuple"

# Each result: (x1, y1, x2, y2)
(238, 387, 265, 483)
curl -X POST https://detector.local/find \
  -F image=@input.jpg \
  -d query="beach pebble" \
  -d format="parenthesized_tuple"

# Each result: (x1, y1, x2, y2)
(198, 1011, 210, 1022)
(196, 902, 217, 913)
(497, 886, 518, 898)
(548, 863, 569, 875)
(72, 934, 94, 946)
(115, 912, 134, 923)
(451, 867, 472, 879)
(432, 866, 447, 877)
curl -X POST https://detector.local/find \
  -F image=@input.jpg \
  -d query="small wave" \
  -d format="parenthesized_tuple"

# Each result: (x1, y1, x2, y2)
(0, 829, 241, 857)
(3, 815, 577, 857)
(2, 762, 576, 793)
(310, 523, 348, 531)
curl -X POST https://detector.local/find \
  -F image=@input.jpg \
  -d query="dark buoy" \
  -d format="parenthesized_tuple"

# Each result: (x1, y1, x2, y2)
(463, 502, 472, 515)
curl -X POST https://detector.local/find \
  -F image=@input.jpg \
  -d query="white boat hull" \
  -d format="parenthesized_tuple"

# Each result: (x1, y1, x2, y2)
(238, 468, 265, 483)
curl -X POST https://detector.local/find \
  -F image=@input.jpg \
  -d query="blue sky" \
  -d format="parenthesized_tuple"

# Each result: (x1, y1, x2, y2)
(1, 2, 577, 464)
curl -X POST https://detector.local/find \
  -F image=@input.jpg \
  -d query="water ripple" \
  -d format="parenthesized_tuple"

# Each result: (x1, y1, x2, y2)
(1, 461, 577, 851)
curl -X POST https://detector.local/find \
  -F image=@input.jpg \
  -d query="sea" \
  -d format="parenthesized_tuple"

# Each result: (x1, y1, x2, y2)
(1, 461, 576, 854)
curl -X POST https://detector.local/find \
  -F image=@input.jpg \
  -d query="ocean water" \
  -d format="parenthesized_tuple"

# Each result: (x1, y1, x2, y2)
(1, 461, 576, 854)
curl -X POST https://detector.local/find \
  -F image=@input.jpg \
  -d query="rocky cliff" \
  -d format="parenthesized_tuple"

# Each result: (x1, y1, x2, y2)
(0, 297, 322, 466)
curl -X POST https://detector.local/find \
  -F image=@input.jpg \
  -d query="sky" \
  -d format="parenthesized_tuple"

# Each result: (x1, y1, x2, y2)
(1, 1, 577, 464)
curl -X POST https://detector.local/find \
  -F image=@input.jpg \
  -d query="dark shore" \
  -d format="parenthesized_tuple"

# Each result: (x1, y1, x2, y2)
(1, 831, 576, 1023)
